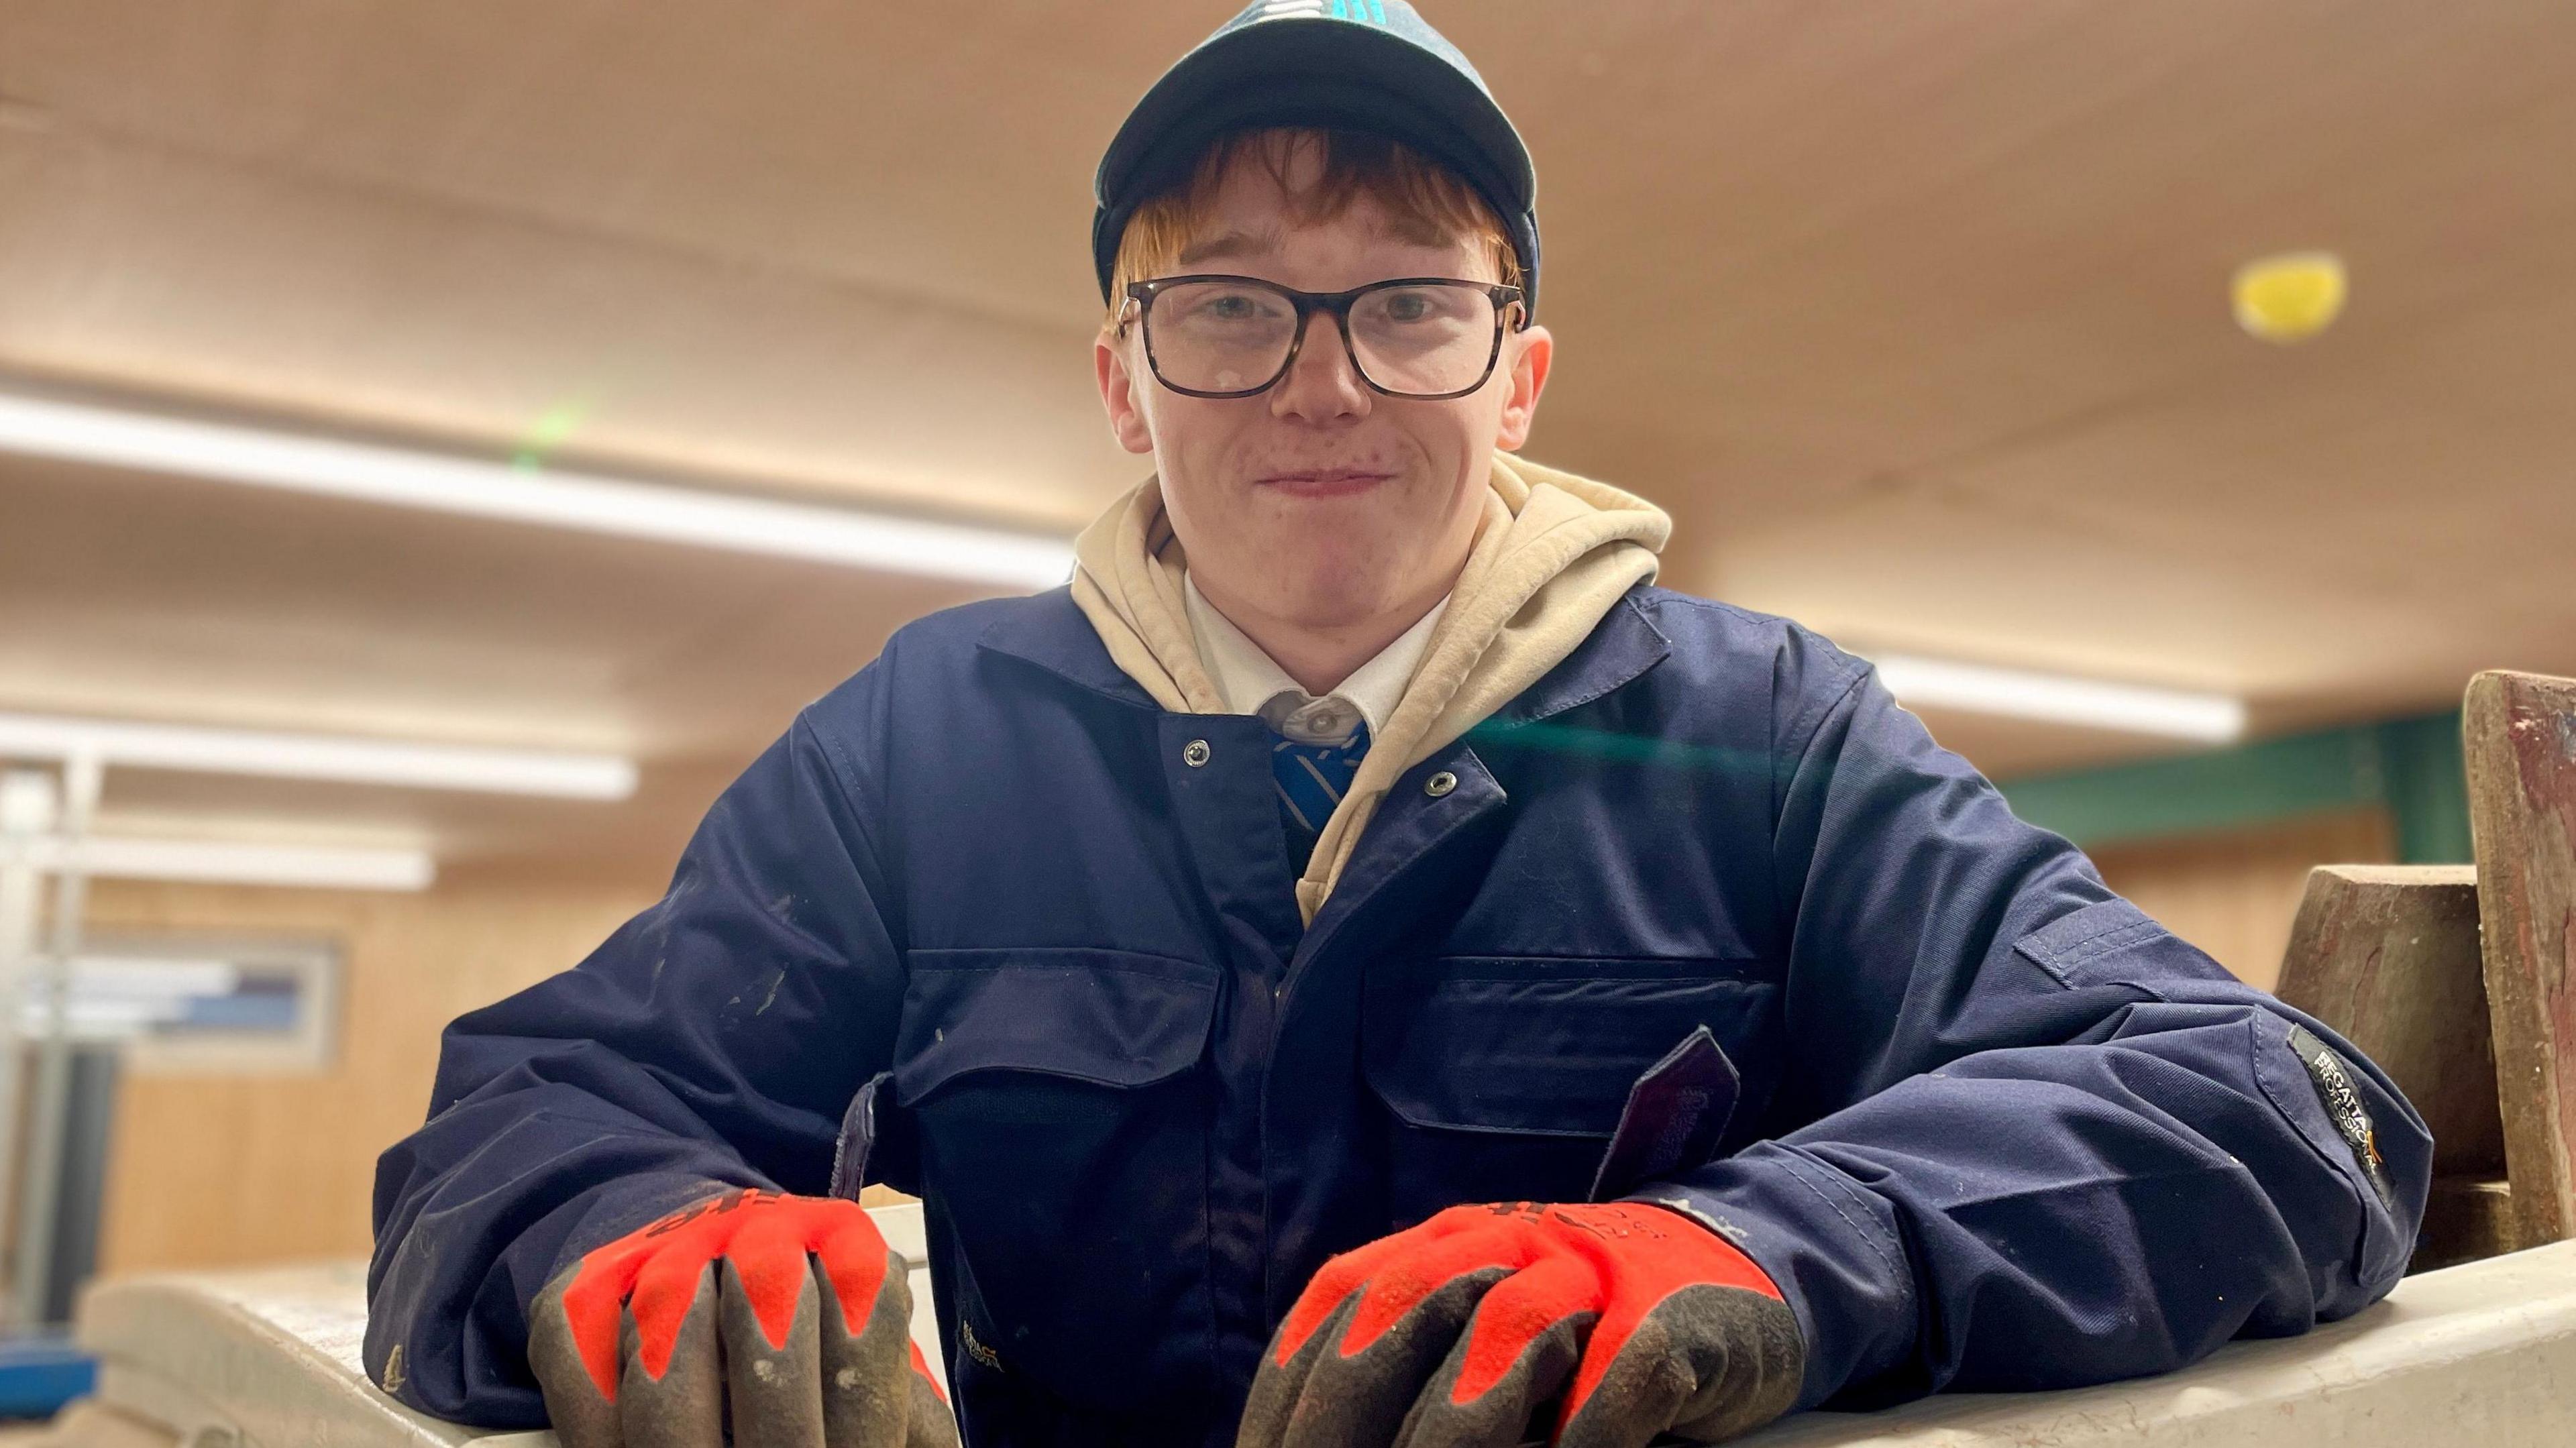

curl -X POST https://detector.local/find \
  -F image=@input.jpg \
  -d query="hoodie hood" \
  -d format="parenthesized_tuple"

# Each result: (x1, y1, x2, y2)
(1071, 451, 1670, 923)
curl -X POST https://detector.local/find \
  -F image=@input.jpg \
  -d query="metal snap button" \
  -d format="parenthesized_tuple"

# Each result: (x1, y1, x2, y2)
(1182, 738, 1212, 767)
(1424, 770, 1458, 797)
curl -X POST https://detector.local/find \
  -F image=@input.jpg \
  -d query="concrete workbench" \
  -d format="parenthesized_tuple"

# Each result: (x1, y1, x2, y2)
(24, 1210, 2576, 1446)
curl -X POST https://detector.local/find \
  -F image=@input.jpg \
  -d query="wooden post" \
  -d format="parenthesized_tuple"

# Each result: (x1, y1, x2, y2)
(2464, 670, 2576, 1250)
(2277, 864, 2506, 1267)
(2279, 865, 2500, 1174)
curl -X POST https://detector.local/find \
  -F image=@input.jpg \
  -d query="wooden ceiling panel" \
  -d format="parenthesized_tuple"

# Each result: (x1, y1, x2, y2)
(0, 451, 977, 758)
(0, 126, 1136, 531)
(0, 0, 1152, 323)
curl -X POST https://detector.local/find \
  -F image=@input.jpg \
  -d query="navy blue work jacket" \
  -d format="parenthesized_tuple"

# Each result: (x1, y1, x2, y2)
(367, 584, 2428, 1447)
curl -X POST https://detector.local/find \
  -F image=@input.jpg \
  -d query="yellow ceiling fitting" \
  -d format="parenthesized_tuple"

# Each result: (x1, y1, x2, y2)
(2232, 251, 2349, 343)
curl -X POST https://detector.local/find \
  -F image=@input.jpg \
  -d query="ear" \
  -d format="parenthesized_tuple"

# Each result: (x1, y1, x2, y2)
(1491, 322, 1554, 453)
(1095, 323, 1157, 455)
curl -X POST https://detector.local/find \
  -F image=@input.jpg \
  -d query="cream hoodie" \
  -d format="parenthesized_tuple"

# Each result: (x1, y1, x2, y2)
(1069, 452, 1672, 924)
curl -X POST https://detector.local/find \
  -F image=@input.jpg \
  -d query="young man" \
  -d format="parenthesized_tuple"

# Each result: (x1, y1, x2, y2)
(367, 5, 2428, 1447)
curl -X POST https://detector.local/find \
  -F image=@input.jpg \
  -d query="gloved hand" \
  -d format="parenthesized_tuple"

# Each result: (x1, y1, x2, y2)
(1239, 1202, 1803, 1448)
(527, 1187, 959, 1448)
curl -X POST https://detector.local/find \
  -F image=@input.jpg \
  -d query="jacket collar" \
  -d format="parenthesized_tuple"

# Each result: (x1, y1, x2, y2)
(1485, 586, 1672, 725)
(977, 584, 1671, 726)
(976, 587, 1163, 710)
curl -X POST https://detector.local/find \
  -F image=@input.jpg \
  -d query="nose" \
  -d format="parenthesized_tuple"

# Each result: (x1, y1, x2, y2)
(1269, 311, 1372, 424)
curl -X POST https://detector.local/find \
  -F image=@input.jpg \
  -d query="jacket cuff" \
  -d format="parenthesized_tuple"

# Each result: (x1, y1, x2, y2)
(1623, 1140, 1919, 1412)
(540, 1170, 767, 1285)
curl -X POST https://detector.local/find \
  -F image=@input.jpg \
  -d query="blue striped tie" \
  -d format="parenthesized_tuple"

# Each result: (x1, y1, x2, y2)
(1271, 721, 1371, 840)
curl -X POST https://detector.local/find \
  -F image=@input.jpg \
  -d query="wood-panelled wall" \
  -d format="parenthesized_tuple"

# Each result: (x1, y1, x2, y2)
(2087, 807, 2396, 993)
(82, 873, 658, 1274)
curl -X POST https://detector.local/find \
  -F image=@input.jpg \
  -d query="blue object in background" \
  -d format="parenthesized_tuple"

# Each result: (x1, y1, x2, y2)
(0, 1335, 97, 1419)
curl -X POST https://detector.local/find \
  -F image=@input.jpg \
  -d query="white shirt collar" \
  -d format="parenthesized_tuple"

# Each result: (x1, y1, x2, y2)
(1183, 573, 1448, 746)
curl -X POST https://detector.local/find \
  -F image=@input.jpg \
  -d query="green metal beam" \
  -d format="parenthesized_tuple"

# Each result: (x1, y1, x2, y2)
(1995, 708, 2470, 862)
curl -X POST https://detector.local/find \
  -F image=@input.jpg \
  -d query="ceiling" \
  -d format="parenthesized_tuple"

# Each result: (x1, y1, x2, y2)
(1, 0, 2570, 878)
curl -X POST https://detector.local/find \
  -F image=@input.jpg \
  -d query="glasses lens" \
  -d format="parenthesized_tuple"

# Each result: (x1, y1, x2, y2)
(1144, 280, 1300, 394)
(1350, 284, 1499, 396)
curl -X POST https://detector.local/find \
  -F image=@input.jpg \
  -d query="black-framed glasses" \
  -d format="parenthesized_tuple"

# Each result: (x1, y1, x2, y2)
(1119, 275, 1526, 401)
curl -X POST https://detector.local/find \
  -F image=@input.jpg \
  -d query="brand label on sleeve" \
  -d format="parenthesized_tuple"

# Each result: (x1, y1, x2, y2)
(2290, 1023, 2395, 1211)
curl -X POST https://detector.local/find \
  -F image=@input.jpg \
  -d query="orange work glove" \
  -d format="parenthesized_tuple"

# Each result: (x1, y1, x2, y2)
(527, 1187, 957, 1448)
(1239, 1202, 1804, 1448)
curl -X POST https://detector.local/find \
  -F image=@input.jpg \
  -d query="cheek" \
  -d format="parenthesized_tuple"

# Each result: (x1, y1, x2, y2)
(1145, 396, 1246, 471)
(1391, 406, 1497, 492)
(1149, 420, 1250, 542)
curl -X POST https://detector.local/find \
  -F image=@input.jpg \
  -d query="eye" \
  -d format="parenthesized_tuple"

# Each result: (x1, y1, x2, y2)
(1186, 288, 1279, 323)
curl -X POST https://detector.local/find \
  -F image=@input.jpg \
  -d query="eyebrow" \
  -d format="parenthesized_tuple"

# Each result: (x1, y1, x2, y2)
(1177, 227, 1281, 267)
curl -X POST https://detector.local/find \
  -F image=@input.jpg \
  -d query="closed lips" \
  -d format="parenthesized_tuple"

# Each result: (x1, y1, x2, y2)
(1260, 469, 1394, 494)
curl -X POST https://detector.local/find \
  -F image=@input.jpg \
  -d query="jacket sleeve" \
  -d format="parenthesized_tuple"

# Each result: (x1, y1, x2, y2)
(1629, 642, 2431, 1412)
(364, 672, 910, 1426)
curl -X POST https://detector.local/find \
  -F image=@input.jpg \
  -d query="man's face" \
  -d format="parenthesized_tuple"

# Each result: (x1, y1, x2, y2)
(1095, 143, 1553, 631)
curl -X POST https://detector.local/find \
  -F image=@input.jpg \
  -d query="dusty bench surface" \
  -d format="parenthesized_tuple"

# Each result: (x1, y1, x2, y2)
(51, 1232, 2576, 1447)
(1739, 1236, 2576, 1447)
(58, 1203, 941, 1448)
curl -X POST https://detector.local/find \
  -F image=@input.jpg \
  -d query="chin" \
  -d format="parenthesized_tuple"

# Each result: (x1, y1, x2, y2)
(1262, 559, 1407, 628)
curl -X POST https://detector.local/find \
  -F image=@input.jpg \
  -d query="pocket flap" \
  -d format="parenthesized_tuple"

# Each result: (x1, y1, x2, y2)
(893, 948, 1220, 1104)
(1364, 965, 1762, 1138)
(2014, 899, 2185, 989)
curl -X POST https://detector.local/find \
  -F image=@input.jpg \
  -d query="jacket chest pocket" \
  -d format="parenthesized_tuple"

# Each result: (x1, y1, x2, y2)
(892, 948, 1219, 1419)
(1361, 957, 1778, 1226)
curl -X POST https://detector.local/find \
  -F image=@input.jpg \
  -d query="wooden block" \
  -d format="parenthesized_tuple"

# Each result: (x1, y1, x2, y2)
(2277, 864, 2502, 1178)
(2465, 669, 2576, 1249)
(2412, 1177, 2516, 1274)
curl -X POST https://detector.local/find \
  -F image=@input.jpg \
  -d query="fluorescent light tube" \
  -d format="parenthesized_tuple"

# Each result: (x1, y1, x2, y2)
(66, 958, 242, 998)
(1870, 655, 2247, 742)
(0, 390, 1075, 590)
(20, 999, 181, 1039)
(1, 835, 435, 891)
(0, 711, 636, 799)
